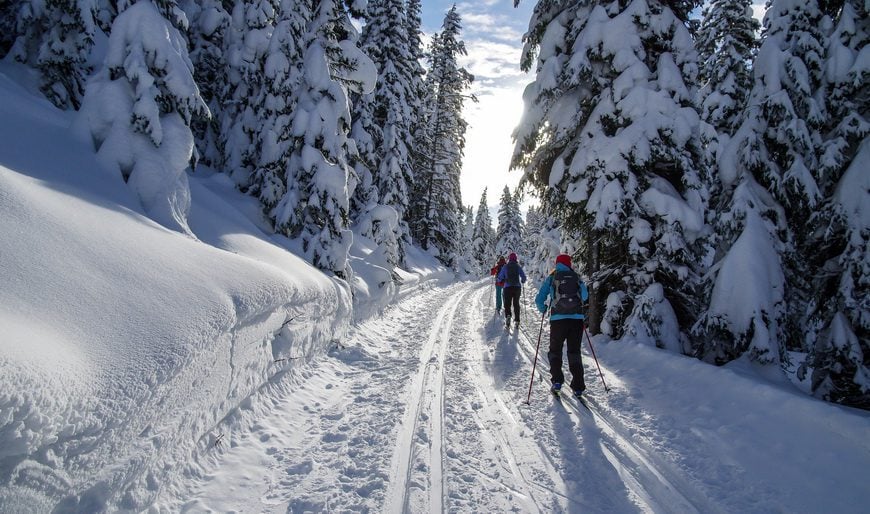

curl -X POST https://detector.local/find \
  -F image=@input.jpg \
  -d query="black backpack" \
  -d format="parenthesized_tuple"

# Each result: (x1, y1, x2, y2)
(551, 269, 583, 315)
(505, 261, 520, 285)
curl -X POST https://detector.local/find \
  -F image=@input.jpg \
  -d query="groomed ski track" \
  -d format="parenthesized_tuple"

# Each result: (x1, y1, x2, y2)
(176, 278, 723, 513)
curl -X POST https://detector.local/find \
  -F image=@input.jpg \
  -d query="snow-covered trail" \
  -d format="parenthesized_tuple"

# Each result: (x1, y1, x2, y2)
(171, 279, 711, 513)
(169, 278, 870, 513)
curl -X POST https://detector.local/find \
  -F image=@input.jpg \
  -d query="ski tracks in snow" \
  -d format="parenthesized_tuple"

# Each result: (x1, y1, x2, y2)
(177, 279, 721, 513)
(385, 281, 559, 513)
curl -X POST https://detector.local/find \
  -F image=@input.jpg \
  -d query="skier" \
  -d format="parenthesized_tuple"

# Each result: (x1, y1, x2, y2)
(535, 254, 589, 398)
(497, 252, 526, 328)
(490, 256, 507, 313)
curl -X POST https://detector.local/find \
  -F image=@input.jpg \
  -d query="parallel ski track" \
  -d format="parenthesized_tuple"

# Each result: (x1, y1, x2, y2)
(385, 282, 468, 513)
(514, 298, 719, 513)
(454, 284, 566, 513)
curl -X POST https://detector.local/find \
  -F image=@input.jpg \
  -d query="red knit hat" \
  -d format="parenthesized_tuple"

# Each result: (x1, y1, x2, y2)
(508, 252, 518, 261)
(555, 254, 572, 267)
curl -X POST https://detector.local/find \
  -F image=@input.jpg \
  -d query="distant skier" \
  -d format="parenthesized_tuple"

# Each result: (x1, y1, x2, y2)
(497, 253, 526, 328)
(490, 256, 507, 313)
(535, 254, 589, 398)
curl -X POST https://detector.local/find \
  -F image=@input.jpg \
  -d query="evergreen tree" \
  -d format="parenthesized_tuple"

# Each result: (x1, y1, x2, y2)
(410, 6, 474, 267)
(462, 204, 476, 263)
(471, 188, 496, 269)
(522, 205, 561, 284)
(0, 1, 20, 58)
(495, 186, 524, 258)
(694, 0, 831, 365)
(800, 0, 870, 408)
(9, 0, 97, 109)
(760, 0, 830, 357)
(348, 99, 379, 219)
(73, 0, 207, 234)
(696, 0, 760, 135)
(512, 0, 707, 350)
(271, 0, 376, 278)
(404, 0, 429, 184)
(453, 204, 477, 274)
(219, 0, 279, 187)
(522, 204, 543, 264)
(182, 0, 231, 168)
(402, 0, 427, 164)
(250, 0, 311, 212)
(350, 0, 417, 265)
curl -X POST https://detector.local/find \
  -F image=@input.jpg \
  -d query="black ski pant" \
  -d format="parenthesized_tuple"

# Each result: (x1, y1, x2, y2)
(548, 318, 586, 392)
(503, 286, 522, 321)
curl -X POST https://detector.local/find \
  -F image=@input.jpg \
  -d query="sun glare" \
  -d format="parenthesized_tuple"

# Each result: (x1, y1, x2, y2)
(460, 85, 527, 208)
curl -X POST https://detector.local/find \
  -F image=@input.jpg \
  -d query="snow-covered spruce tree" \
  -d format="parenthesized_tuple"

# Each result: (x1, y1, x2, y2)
(248, 0, 311, 214)
(512, 0, 707, 350)
(73, 0, 207, 235)
(181, 0, 231, 168)
(404, 0, 427, 124)
(451, 204, 477, 275)
(757, 0, 830, 358)
(403, 0, 429, 186)
(0, 1, 19, 57)
(495, 186, 524, 258)
(348, 99, 379, 219)
(696, 0, 759, 136)
(271, 0, 375, 278)
(522, 204, 562, 285)
(693, 0, 831, 365)
(691, 0, 759, 362)
(461, 204, 477, 272)
(219, 0, 278, 187)
(471, 188, 496, 269)
(799, 0, 870, 408)
(522, 204, 543, 265)
(349, 0, 418, 266)
(9, 0, 97, 109)
(410, 6, 474, 268)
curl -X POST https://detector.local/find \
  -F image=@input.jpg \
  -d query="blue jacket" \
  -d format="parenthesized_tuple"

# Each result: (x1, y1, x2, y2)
(497, 261, 526, 288)
(535, 263, 589, 320)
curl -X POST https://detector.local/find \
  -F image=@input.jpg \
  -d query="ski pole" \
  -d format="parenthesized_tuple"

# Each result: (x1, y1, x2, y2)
(525, 308, 548, 404)
(583, 325, 610, 392)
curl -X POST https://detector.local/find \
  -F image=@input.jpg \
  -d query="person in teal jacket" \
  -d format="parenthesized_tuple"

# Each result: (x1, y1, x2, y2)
(535, 253, 589, 397)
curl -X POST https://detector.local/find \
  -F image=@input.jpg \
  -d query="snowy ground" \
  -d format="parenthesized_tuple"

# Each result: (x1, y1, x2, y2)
(162, 281, 870, 514)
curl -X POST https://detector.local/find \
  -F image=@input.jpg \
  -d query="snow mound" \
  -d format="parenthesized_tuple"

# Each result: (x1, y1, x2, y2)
(0, 64, 349, 511)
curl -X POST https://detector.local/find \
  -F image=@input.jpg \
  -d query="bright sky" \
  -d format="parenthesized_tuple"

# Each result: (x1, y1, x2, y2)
(421, 1, 535, 211)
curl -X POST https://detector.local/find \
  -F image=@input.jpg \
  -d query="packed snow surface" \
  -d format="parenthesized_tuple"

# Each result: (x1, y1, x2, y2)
(169, 282, 870, 513)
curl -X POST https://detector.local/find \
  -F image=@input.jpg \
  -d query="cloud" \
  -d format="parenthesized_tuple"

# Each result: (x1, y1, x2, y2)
(462, 12, 500, 31)
(461, 39, 526, 89)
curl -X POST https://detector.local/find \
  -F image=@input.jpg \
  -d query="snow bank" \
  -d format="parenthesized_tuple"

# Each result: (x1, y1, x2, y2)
(0, 65, 349, 511)
(593, 337, 870, 513)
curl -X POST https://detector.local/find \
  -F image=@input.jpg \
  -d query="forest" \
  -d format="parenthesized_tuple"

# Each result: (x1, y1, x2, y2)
(2, 0, 867, 409)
